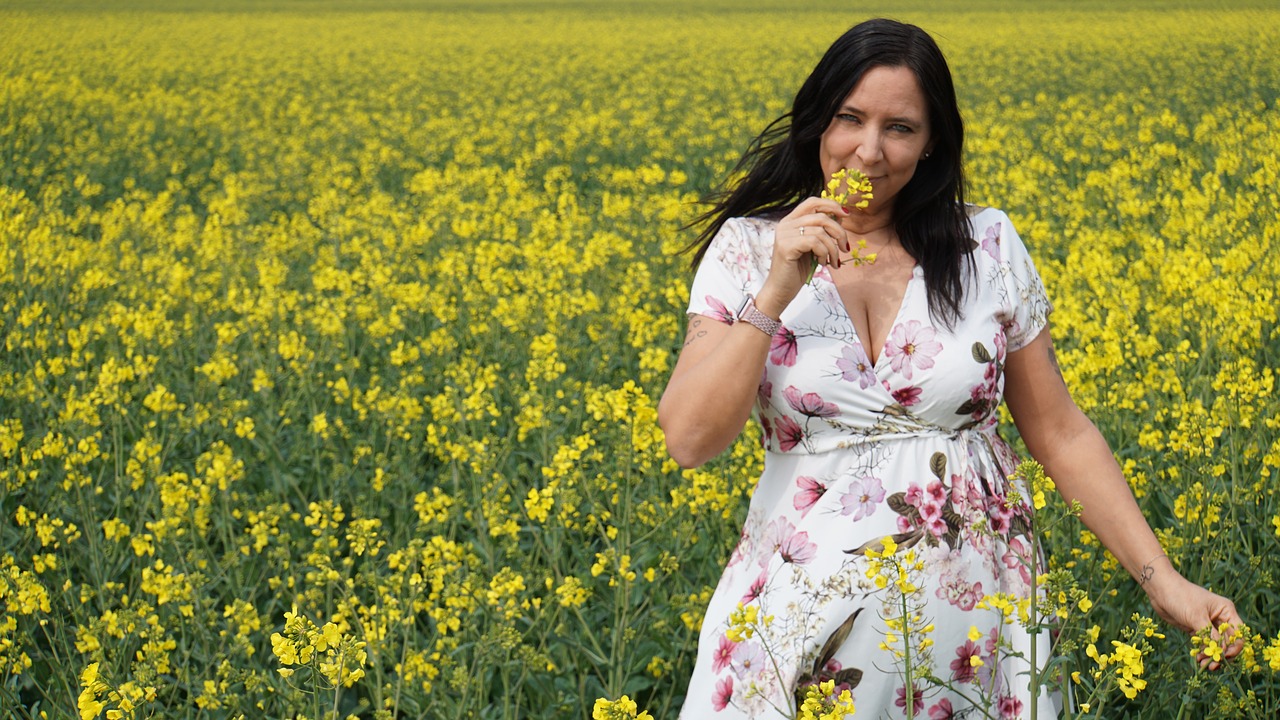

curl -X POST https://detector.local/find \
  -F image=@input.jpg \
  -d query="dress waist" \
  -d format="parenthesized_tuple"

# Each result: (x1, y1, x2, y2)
(766, 415, 1003, 457)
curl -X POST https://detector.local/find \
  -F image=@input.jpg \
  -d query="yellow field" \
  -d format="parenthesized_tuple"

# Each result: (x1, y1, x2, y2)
(1, 2, 1279, 718)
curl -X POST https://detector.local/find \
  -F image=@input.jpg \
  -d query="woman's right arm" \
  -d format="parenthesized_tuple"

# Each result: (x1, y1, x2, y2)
(657, 311, 777, 468)
(657, 198, 850, 468)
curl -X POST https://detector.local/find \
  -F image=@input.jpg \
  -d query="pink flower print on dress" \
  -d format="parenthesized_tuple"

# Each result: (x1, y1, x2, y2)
(1002, 536, 1033, 586)
(741, 568, 767, 605)
(762, 516, 797, 560)
(892, 385, 923, 407)
(929, 698, 955, 720)
(998, 694, 1024, 720)
(882, 320, 943, 380)
(984, 627, 1001, 656)
(839, 475, 886, 521)
(836, 343, 877, 389)
(730, 640, 765, 678)
(712, 636, 736, 674)
(783, 386, 839, 418)
(757, 375, 773, 404)
(896, 684, 924, 712)
(793, 476, 827, 516)
(988, 496, 1013, 536)
(981, 222, 1002, 261)
(769, 326, 798, 366)
(926, 479, 947, 505)
(774, 415, 805, 452)
(937, 576, 983, 611)
(705, 295, 736, 324)
(712, 675, 734, 711)
(920, 480, 949, 535)
(904, 482, 924, 508)
(918, 495, 947, 537)
(779, 530, 817, 565)
(950, 472, 985, 517)
(950, 640, 982, 683)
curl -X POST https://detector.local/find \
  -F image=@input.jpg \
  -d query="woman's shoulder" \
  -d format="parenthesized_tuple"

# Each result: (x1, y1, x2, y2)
(699, 215, 778, 285)
(710, 214, 779, 253)
(725, 213, 780, 235)
(964, 204, 1012, 233)
(962, 204, 1036, 271)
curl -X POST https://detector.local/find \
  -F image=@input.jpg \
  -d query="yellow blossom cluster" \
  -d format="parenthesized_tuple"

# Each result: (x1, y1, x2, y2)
(270, 606, 367, 688)
(76, 662, 157, 720)
(591, 694, 654, 720)
(725, 601, 774, 643)
(797, 679, 857, 720)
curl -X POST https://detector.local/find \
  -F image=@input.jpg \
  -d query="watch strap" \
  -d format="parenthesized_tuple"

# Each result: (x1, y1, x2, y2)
(736, 295, 782, 337)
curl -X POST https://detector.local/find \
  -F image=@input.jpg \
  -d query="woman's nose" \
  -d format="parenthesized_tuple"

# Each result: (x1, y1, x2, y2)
(855, 131, 884, 166)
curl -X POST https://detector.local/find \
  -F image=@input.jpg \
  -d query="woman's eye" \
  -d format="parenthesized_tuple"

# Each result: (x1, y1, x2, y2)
(837, 113, 860, 123)
(890, 123, 913, 133)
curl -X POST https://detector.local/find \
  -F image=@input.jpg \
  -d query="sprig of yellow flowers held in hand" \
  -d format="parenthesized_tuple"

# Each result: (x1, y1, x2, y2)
(806, 167, 876, 283)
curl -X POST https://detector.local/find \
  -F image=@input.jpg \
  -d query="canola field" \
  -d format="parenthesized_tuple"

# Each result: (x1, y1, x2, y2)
(2, 1, 1279, 718)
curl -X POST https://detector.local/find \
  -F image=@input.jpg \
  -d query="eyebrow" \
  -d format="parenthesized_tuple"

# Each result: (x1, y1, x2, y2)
(840, 104, 924, 126)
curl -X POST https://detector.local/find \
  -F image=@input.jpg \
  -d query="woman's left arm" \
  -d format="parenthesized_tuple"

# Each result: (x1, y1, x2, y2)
(1003, 325, 1243, 668)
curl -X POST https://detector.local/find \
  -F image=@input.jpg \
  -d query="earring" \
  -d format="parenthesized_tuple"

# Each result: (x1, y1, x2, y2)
(922, 151, 932, 160)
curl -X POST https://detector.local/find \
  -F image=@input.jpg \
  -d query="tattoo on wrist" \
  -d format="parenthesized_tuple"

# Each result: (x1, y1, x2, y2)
(1139, 563, 1155, 586)
(1139, 552, 1168, 586)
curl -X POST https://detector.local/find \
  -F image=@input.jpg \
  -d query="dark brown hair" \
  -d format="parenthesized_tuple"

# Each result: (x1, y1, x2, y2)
(687, 18, 972, 328)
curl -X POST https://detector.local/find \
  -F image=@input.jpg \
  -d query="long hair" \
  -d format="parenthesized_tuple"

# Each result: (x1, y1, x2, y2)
(687, 18, 971, 329)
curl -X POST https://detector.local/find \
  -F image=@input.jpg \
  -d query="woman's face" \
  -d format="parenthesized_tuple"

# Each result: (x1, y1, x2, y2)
(818, 65, 933, 222)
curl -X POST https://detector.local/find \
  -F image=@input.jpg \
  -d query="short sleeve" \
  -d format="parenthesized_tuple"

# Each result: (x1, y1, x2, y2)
(685, 217, 761, 325)
(986, 211, 1053, 352)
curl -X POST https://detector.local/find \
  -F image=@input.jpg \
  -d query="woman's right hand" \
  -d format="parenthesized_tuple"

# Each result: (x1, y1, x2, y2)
(755, 197, 851, 317)
(659, 197, 852, 467)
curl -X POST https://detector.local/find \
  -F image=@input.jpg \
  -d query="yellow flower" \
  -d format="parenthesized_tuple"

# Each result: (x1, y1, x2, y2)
(592, 695, 653, 720)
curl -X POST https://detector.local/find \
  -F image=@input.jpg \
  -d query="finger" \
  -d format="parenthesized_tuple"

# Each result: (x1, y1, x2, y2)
(818, 216, 851, 253)
(822, 234, 843, 268)
(793, 196, 849, 218)
(811, 235, 839, 268)
(1209, 600, 1242, 639)
(798, 224, 839, 264)
(1216, 604, 1246, 658)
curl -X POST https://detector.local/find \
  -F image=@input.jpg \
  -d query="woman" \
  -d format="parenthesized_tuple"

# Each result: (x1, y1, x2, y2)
(659, 18, 1242, 718)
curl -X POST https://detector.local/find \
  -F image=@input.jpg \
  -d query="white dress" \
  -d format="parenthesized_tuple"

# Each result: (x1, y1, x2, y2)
(679, 207, 1059, 719)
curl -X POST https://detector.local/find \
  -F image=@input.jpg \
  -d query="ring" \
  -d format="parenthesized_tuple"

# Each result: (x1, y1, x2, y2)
(800, 227, 806, 235)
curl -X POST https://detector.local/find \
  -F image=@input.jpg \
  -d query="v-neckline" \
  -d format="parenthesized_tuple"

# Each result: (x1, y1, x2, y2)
(823, 264, 920, 369)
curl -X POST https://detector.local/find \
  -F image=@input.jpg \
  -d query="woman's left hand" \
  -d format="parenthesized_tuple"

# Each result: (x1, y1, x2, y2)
(1146, 569, 1244, 671)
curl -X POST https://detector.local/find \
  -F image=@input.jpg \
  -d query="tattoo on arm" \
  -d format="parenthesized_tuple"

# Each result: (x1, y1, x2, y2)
(683, 316, 708, 347)
(1138, 553, 1166, 586)
(1139, 562, 1156, 586)
(1046, 341, 1064, 379)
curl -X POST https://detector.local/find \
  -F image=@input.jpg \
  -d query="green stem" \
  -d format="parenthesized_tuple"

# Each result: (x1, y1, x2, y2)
(1030, 547, 1040, 720)
(332, 646, 344, 719)
(901, 581, 915, 720)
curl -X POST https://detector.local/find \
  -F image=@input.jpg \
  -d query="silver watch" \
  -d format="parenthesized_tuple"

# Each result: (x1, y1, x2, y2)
(736, 295, 782, 337)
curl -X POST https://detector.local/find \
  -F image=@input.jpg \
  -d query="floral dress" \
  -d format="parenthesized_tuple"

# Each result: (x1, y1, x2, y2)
(678, 207, 1058, 719)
